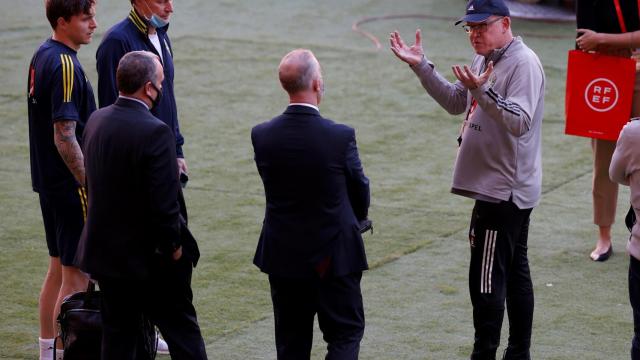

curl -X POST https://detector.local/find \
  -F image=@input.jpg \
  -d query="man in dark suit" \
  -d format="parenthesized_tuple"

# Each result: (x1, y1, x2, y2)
(252, 49, 370, 360)
(75, 51, 207, 360)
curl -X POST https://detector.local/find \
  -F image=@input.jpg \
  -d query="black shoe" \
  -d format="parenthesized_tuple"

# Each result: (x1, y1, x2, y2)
(592, 245, 613, 262)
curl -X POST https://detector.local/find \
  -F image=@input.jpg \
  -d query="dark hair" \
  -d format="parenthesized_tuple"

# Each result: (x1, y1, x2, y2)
(116, 51, 160, 95)
(45, 0, 95, 30)
(279, 50, 318, 94)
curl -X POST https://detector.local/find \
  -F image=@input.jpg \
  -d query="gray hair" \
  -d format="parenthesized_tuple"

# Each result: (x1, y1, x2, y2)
(116, 51, 160, 95)
(279, 49, 319, 94)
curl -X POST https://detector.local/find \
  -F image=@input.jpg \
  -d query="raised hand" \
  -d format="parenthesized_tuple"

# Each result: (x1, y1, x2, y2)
(390, 29, 425, 66)
(452, 61, 494, 90)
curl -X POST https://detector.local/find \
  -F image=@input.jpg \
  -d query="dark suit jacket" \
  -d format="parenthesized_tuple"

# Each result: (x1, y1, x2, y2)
(251, 105, 370, 278)
(76, 97, 198, 280)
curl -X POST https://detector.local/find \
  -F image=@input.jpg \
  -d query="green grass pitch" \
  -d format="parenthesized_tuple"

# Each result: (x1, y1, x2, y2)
(0, 1, 631, 359)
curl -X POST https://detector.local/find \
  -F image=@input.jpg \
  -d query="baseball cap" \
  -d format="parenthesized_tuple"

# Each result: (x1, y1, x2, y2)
(455, 0, 511, 25)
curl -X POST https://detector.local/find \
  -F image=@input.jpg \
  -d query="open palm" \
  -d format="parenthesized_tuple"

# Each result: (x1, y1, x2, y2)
(390, 30, 425, 66)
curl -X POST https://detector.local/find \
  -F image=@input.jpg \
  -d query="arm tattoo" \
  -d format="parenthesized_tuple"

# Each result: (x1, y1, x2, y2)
(53, 120, 85, 187)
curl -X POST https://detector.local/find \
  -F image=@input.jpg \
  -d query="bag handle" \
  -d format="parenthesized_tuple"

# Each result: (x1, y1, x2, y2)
(53, 337, 58, 359)
(82, 280, 97, 303)
(613, 0, 640, 33)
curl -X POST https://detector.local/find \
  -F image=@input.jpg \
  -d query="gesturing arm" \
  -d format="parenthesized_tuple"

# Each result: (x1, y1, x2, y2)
(413, 59, 469, 115)
(53, 120, 85, 187)
(390, 29, 468, 115)
(460, 58, 544, 137)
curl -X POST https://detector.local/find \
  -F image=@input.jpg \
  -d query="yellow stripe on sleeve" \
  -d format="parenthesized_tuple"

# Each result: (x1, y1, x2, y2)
(60, 54, 67, 102)
(66, 55, 74, 103)
(83, 187, 88, 210)
(78, 187, 87, 222)
(65, 55, 70, 102)
(60, 54, 75, 103)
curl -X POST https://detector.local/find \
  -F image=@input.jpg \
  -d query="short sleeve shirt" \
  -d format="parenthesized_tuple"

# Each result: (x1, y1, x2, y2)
(28, 38, 96, 193)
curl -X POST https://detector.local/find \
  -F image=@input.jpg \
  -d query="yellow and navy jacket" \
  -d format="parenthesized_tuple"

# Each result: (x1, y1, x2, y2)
(27, 38, 96, 193)
(96, 8, 184, 157)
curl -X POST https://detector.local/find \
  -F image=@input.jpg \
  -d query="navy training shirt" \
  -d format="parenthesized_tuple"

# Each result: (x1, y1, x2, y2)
(27, 38, 96, 193)
(96, 8, 184, 157)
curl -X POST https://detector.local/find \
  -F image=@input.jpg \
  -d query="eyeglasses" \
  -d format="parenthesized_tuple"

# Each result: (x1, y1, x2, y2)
(462, 17, 504, 34)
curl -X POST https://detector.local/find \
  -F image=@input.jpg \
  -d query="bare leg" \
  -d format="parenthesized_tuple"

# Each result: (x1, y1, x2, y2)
(39, 257, 62, 339)
(590, 225, 612, 260)
(53, 265, 89, 348)
(591, 138, 617, 260)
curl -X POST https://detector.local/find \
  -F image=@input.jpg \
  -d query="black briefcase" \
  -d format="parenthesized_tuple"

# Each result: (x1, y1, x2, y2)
(55, 282, 102, 360)
(55, 282, 157, 359)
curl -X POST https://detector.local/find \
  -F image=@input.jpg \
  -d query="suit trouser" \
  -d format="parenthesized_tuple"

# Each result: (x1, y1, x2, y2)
(629, 256, 640, 360)
(468, 200, 534, 360)
(268, 272, 365, 360)
(591, 72, 640, 227)
(98, 256, 207, 360)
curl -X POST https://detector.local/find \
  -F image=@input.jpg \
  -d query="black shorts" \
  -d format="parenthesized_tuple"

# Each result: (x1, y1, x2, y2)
(38, 187, 87, 266)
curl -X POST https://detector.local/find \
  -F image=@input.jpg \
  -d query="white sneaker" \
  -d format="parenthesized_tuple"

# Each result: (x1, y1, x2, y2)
(156, 333, 170, 355)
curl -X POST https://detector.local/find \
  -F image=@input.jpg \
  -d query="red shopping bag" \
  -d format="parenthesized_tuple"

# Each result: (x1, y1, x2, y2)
(565, 49, 636, 141)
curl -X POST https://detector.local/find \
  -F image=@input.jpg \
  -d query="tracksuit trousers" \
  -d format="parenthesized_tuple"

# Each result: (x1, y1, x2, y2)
(468, 200, 534, 360)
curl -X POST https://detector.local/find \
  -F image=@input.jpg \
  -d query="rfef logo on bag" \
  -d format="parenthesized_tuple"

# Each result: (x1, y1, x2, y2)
(565, 50, 636, 141)
(584, 78, 618, 112)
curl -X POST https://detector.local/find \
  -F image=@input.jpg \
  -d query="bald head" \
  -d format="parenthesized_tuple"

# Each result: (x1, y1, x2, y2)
(278, 49, 321, 95)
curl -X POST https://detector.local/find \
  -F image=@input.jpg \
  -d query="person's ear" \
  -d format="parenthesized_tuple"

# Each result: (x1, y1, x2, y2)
(56, 17, 67, 31)
(144, 82, 153, 97)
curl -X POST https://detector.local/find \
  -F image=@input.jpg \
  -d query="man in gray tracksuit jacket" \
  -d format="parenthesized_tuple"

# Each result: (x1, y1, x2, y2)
(390, 1, 544, 359)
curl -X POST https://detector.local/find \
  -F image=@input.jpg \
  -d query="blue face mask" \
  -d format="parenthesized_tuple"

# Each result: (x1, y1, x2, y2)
(142, 1, 170, 28)
(148, 13, 169, 28)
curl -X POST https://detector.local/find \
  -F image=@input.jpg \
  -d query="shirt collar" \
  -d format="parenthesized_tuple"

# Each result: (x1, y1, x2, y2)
(288, 103, 319, 112)
(484, 37, 518, 66)
(119, 95, 149, 110)
(48, 38, 77, 54)
(128, 7, 148, 34)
